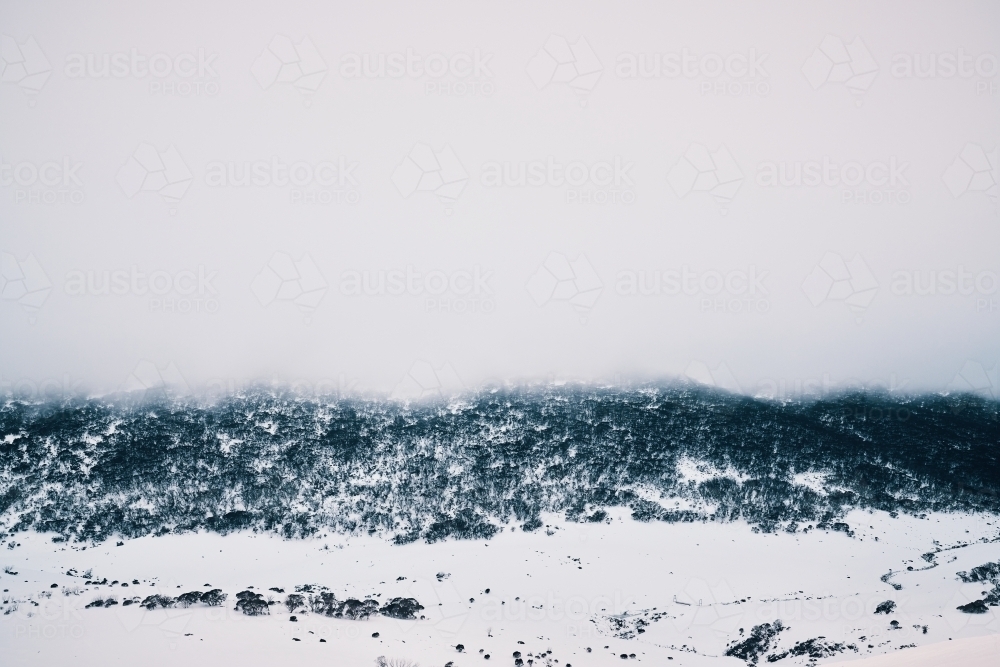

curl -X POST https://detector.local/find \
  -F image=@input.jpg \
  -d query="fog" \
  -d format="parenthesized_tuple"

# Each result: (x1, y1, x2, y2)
(1, 0, 998, 400)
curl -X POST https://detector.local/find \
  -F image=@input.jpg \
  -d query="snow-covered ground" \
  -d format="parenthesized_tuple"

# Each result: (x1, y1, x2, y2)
(2, 509, 998, 667)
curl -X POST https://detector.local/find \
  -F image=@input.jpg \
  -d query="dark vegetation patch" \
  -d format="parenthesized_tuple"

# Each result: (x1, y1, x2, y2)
(956, 560, 1000, 613)
(725, 620, 785, 664)
(767, 637, 857, 662)
(235, 590, 269, 616)
(602, 608, 671, 639)
(1, 387, 997, 543)
(308, 591, 381, 619)
(880, 571, 902, 591)
(957, 561, 1000, 584)
(957, 600, 990, 614)
(874, 600, 896, 614)
(379, 597, 424, 619)
(139, 594, 176, 610)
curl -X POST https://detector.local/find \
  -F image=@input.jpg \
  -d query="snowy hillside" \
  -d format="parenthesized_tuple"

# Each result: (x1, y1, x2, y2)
(1, 386, 997, 666)
(1, 386, 997, 544)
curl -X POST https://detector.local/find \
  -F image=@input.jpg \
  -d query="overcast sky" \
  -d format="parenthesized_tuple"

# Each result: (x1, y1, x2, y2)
(1, 0, 998, 400)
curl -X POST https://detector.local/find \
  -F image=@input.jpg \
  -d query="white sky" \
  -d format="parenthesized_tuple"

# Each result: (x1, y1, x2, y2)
(1, 0, 998, 398)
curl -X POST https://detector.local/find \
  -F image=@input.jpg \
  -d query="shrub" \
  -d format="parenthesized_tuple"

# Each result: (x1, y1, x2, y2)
(140, 594, 176, 610)
(84, 596, 118, 608)
(957, 600, 989, 614)
(201, 589, 227, 606)
(235, 590, 269, 616)
(874, 600, 896, 614)
(342, 598, 379, 620)
(285, 593, 305, 612)
(521, 517, 543, 532)
(957, 561, 1000, 584)
(380, 597, 424, 620)
(176, 591, 203, 607)
(310, 591, 343, 616)
(724, 620, 785, 665)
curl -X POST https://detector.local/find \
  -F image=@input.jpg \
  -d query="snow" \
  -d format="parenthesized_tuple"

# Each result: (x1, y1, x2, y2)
(677, 456, 749, 485)
(0, 510, 997, 666)
(827, 633, 1000, 666)
(791, 472, 829, 495)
